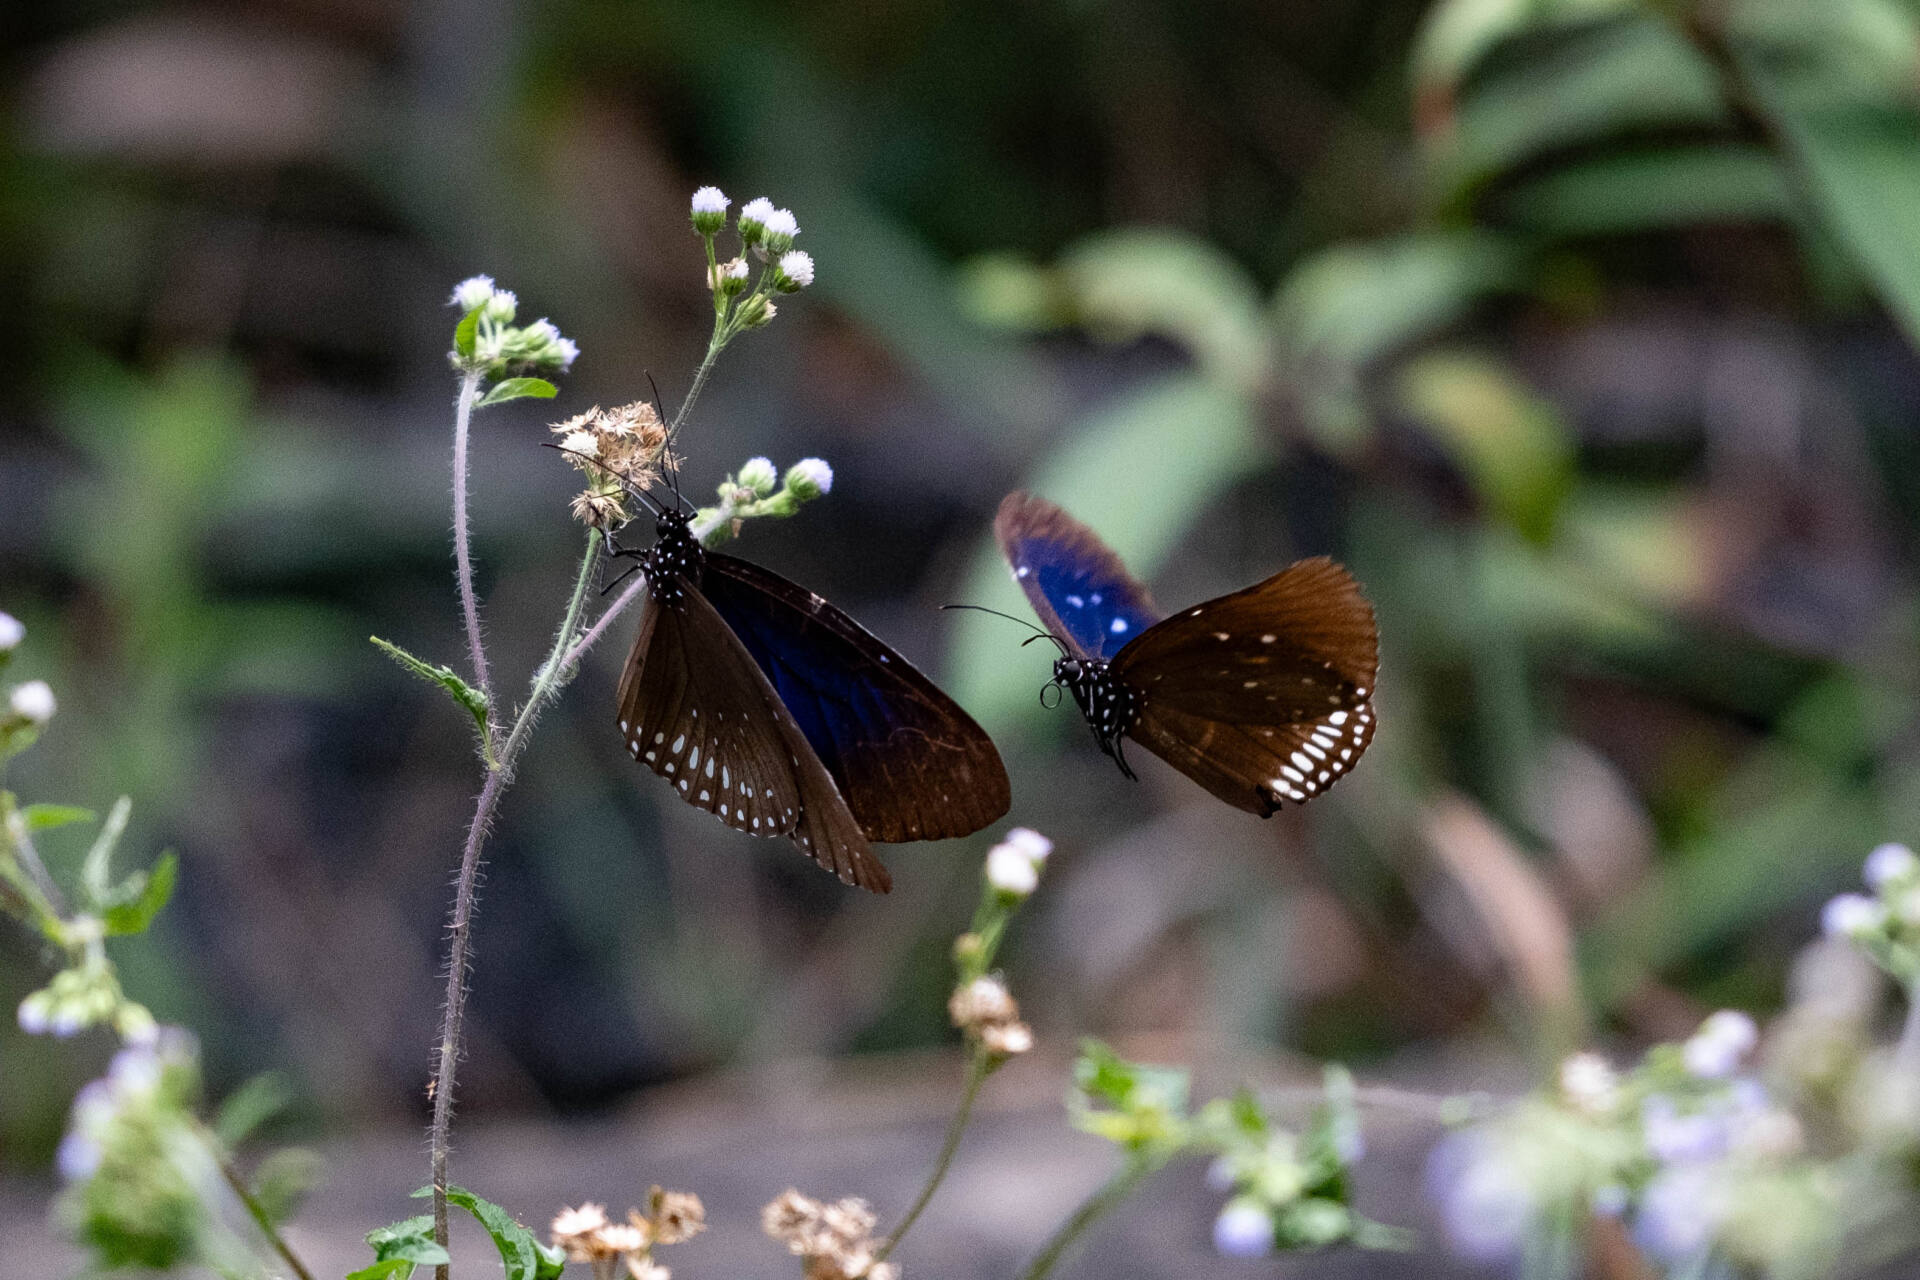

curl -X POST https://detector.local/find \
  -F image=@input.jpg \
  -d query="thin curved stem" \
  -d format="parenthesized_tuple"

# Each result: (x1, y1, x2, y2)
(429, 530, 600, 1279)
(451, 369, 496, 744)
(214, 1138, 317, 1280)
(1017, 1154, 1156, 1280)
(667, 322, 726, 444)
(875, 1050, 992, 1263)
(560, 575, 648, 675)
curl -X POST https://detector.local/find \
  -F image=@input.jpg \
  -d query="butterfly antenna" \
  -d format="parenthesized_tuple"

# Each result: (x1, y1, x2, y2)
(940, 603, 1063, 649)
(643, 371, 692, 513)
(542, 442, 668, 517)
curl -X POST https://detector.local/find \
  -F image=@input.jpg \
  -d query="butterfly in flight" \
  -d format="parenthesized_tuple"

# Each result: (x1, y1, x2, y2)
(605, 498, 1010, 893)
(992, 492, 1378, 815)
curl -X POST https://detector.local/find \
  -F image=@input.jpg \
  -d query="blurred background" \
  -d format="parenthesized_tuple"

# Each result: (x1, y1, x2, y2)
(5, 0, 1920, 1272)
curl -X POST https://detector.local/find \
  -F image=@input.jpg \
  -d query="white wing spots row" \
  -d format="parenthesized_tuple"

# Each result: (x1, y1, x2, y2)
(1262, 702, 1373, 806)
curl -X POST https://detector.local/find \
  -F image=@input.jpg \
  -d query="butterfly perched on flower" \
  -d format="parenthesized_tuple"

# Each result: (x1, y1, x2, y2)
(610, 506, 1010, 892)
(993, 492, 1377, 814)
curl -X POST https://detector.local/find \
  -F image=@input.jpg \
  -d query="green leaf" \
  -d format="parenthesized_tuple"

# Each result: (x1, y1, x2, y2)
(101, 852, 177, 936)
(365, 1215, 449, 1267)
(1055, 229, 1272, 390)
(454, 306, 481, 359)
(213, 1071, 294, 1147)
(945, 373, 1261, 733)
(1069, 1039, 1192, 1152)
(80, 796, 133, 907)
(1393, 352, 1576, 543)
(249, 1147, 326, 1225)
(347, 1260, 416, 1280)
(478, 378, 558, 406)
(411, 1185, 550, 1280)
(1739, 49, 1920, 353)
(371, 637, 490, 743)
(1495, 145, 1792, 236)
(21, 804, 94, 831)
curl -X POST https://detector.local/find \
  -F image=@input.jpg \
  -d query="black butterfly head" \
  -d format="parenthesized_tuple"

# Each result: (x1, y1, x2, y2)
(1049, 654, 1141, 777)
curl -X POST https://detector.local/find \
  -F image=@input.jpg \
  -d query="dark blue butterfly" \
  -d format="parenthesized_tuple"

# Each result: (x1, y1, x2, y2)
(613, 509, 1010, 892)
(996, 492, 1378, 815)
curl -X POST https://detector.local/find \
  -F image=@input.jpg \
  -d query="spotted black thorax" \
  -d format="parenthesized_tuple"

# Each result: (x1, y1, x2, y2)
(641, 510, 704, 605)
(1053, 656, 1142, 778)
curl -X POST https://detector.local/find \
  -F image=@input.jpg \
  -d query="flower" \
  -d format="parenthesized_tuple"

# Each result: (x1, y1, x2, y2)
(597, 1223, 647, 1253)
(1683, 1011, 1759, 1080)
(1865, 843, 1918, 890)
(761, 1190, 886, 1277)
(1558, 1052, 1619, 1115)
(763, 207, 800, 252)
(552, 336, 580, 371)
(690, 185, 729, 234)
(1823, 893, 1886, 940)
(949, 976, 1017, 1028)
(737, 457, 778, 496)
(979, 1020, 1034, 1056)
(1426, 1129, 1534, 1263)
(17, 992, 50, 1034)
(1212, 1200, 1275, 1257)
(552, 402, 671, 528)
(552, 1203, 611, 1257)
(1642, 1094, 1730, 1164)
(1634, 1165, 1728, 1262)
(986, 842, 1040, 896)
(450, 275, 495, 310)
(738, 197, 776, 244)
(709, 256, 749, 295)
(0, 611, 23, 652)
(10, 680, 55, 725)
(785, 457, 833, 499)
(775, 250, 815, 292)
(644, 1188, 706, 1245)
(482, 288, 518, 323)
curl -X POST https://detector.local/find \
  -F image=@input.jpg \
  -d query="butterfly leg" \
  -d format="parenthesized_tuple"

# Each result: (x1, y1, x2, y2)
(1111, 734, 1138, 781)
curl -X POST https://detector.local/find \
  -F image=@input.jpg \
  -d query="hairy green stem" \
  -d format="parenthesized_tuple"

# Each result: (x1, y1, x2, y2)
(1017, 1155, 1157, 1280)
(430, 530, 600, 1280)
(668, 325, 726, 444)
(450, 368, 495, 744)
(876, 1050, 993, 1263)
(214, 1139, 316, 1280)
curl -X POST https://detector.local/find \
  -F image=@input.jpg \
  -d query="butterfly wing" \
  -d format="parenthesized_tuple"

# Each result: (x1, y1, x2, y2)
(617, 581, 892, 892)
(700, 553, 1011, 844)
(995, 491, 1162, 660)
(1115, 557, 1378, 813)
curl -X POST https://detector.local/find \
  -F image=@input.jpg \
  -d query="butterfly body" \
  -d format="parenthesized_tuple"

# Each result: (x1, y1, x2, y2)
(996, 492, 1378, 815)
(615, 509, 1010, 892)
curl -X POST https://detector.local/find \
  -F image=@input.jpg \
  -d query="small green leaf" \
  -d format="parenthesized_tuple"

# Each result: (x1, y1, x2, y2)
(366, 1215, 448, 1267)
(21, 804, 94, 831)
(454, 306, 482, 359)
(371, 637, 490, 743)
(413, 1185, 548, 1280)
(214, 1072, 295, 1147)
(249, 1147, 326, 1225)
(478, 378, 558, 406)
(101, 852, 177, 936)
(80, 796, 133, 906)
(347, 1260, 416, 1280)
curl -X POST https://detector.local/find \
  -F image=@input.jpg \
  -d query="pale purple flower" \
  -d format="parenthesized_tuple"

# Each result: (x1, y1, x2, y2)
(778, 250, 815, 288)
(1865, 843, 1917, 889)
(450, 275, 495, 310)
(690, 186, 729, 215)
(0, 611, 23, 651)
(1212, 1201, 1275, 1258)
(55, 1132, 100, 1182)
(785, 458, 832, 498)
(1634, 1165, 1726, 1262)
(1426, 1130, 1534, 1263)
(1823, 893, 1885, 939)
(1683, 1010, 1758, 1079)
(1642, 1095, 1729, 1164)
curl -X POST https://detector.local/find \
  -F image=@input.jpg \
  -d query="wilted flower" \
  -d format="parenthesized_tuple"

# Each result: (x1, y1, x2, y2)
(709, 256, 750, 295)
(761, 1190, 890, 1279)
(644, 1187, 706, 1245)
(552, 1203, 611, 1258)
(949, 976, 1017, 1028)
(552, 403, 672, 529)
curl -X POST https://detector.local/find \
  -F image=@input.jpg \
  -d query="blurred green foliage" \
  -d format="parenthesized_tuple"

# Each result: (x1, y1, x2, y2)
(4, 0, 1920, 1183)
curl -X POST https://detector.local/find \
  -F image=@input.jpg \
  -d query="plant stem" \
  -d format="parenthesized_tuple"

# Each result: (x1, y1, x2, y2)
(875, 1050, 993, 1263)
(1017, 1154, 1157, 1280)
(451, 368, 496, 747)
(213, 1141, 316, 1280)
(429, 530, 600, 1280)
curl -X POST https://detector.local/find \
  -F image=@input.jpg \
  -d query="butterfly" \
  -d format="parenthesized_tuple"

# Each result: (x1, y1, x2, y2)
(992, 491, 1378, 815)
(609, 506, 1011, 893)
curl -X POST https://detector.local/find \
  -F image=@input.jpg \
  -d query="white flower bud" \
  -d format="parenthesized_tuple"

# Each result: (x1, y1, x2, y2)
(737, 457, 778, 496)
(1682, 1010, 1758, 1080)
(1003, 827, 1053, 865)
(552, 337, 579, 372)
(1823, 893, 1886, 939)
(763, 208, 799, 252)
(10, 680, 55, 725)
(784, 457, 832, 499)
(483, 289, 518, 323)
(690, 185, 730, 234)
(738, 197, 775, 244)
(1865, 843, 1918, 890)
(986, 842, 1040, 896)
(775, 250, 815, 292)
(450, 275, 495, 310)
(1213, 1201, 1275, 1258)
(0, 612, 22, 653)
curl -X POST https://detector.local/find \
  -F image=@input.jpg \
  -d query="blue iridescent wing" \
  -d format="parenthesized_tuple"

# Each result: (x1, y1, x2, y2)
(700, 553, 1011, 845)
(994, 492, 1162, 660)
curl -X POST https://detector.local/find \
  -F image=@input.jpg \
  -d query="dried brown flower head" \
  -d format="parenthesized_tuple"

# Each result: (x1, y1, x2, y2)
(645, 1186, 707, 1245)
(552, 1203, 612, 1260)
(551, 401, 673, 529)
(947, 975, 1033, 1058)
(762, 1189, 892, 1279)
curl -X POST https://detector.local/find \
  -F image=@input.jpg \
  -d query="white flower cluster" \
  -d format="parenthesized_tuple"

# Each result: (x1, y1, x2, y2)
(985, 827, 1054, 897)
(447, 275, 579, 375)
(1822, 842, 1920, 981)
